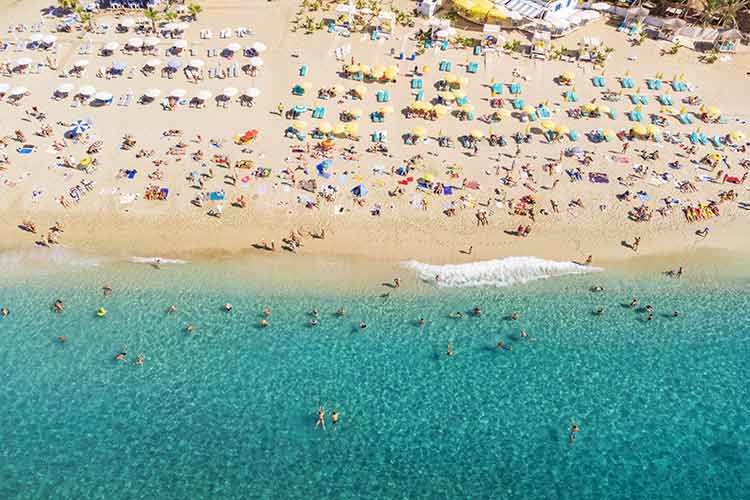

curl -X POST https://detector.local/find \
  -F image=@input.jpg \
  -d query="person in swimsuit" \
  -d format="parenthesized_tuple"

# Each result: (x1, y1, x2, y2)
(645, 305, 654, 313)
(446, 342, 455, 357)
(418, 318, 426, 326)
(186, 324, 195, 333)
(316, 407, 326, 430)
(569, 422, 580, 443)
(167, 305, 177, 313)
(311, 308, 320, 317)
(310, 319, 319, 326)
(262, 308, 271, 317)
(134, 354, 144, 366)
(330, 411, 340, 429)
(673, 310, 680, 317)
(102, 284, 113, 296)
(595, 307, 604, 316)
(629, 298, 638, 308)
(260, 319, 269, 328)
(224, 303, 233, 312)
(57, 336, 67, 343)
(115, 345, 128, 362)
(54, 299, 64, 313)
(2, 307, 10, 316)
(359, 321, 367, 330)
(520, 330, 528, 339)
(510, 312, 520, 320)
(473, 307, 482, 317)
(449, 311, 464, 319)
(393, 278, 400, 288)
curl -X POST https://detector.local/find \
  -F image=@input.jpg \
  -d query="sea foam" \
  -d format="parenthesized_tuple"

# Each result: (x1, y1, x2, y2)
(403, 257, 601, 288)
(0, 247, 103, 268)
(128, 256, 189, 265)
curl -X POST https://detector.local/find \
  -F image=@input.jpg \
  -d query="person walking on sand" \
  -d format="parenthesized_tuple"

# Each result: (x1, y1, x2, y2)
(393, 278, 400, 288)
(622, 142, 629, 154)
(632, 236, 641, 252)
(277, 102, 284, 116)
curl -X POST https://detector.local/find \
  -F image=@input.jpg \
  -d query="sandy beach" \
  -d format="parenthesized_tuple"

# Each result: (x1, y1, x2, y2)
(1, 0, 749, 269)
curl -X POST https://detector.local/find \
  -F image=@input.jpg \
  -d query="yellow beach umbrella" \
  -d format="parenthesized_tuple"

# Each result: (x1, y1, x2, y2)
(647, 124, 661, 136)
(346, 64, 361, 73)
(523, 105, 535, 115)
(730, 131, 746, 142)
(707, 152, 721, 161)
(291, 120, 307, 131)
(387, 65, 399, 74)
(372, 65, 386, 76)
(706, 106, 720, 116)
(555, 125, 570, 135)
(383, 68, 398, 80)
(631, 124, 647, 136)
(412, 126, 427, 137)
(344, 122, 359, 135)
(379, 105, 394, 114)
(459, 77, 469, 87)
(440, 91, 456, 101)
(597, 105, 611, 114)
(540, 120, 555, 130)
(495, 108, 511, 119)
(562, 71, 574, 81)
(582, 102, 597, 113)
(348, 107, 363, 117)
(359, 64, 371, 74)
(332, 124, 345, 135)
(602, 128, 615, 138)
(300, 81, 312, 89)
(470, 129, 484, 139)
(445, 73, 458, 84)
(354, 85, 367, 96)
(318, 122, 333, 133)
(461, 103, 475, 113)
(451, 89, 466, 99)
(433, 104, 449, 115)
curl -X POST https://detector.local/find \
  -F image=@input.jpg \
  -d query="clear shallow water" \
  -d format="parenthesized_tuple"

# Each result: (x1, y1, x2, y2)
(0, 263, 748, 500)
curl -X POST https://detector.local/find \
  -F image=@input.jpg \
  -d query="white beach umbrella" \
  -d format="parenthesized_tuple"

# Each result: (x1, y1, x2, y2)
(143, 36, 160, 47)
(42, 35, 57, 45)
(245, 87, 261, 98)
(79, 85, 96, 96)
(30, 33, 43, 43)
(103, 41, 120, 51)
(196, 90, 213, 101)
(15, 57, 33, 66)
(0, 83, 10, 93)
(144, 88, 161, 98)
(56, 83, 75, 93)
(73, 59, 90, 68)
(94, 91, 113, 102)
(226, 42, 241, 52)
(164, 22, 178, 31)
(591, 2, 611, 11)
(145, 58, 162, 67)
(188, 59, 205, 69)
(251, 41, 267, 53)
(176, 22, 190, 32)
(172, 39, 188, 49)
(97, 17, 113, 27)
(120, 17, 135, 28)
(127, 37, 143, 48)
(249, 57, 264, 67)
(169, 88, 186, 98)
(221, 87, 238, 97)
(9, 86, 28, 96)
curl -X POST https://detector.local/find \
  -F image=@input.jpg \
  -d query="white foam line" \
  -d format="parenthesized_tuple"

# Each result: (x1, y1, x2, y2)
(128, 256, 189, 265)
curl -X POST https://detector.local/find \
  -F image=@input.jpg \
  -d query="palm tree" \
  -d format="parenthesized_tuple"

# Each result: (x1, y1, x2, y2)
(717, 0, 749, 27)
(144, 7, 161, 32)
(58, 0, 80, 13)
(187, 3, 203, 21)
(164, 10, 178, 22)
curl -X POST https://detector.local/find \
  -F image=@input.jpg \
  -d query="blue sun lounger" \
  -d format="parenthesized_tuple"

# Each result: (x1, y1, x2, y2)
(679, 113, 693, 124)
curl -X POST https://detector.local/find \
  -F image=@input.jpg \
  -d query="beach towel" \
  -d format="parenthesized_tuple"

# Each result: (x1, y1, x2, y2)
(589, 172, 609, 183)
(636, 191, 650, 203)
(209, 191, 225, 201)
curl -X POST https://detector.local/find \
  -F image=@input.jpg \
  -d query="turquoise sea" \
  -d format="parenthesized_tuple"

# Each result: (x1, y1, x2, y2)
(0, 256, 748, 499)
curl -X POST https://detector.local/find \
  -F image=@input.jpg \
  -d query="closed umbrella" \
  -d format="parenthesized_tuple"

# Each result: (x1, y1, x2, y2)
(245, 88, 261, 98)
(78, 85, 96, 96)
(196, 90, 213, 101)
(144, 88, 161, 98)
(251, 41, 267, 53)
(222, 87, 238, 97)
(169, 88, 186, 98)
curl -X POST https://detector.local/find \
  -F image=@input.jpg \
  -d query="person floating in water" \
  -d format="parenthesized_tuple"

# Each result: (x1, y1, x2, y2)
(262, 308, 271, 317)
(473, 307, 482, 317)
(569, 421, 580, 443)
(330, 411, 340, 429)
(224, 303, 233, 312)
(316, 407, 326, 430)
(496, 340, 512, 351)
(260, 319, 269, 328)
(418, 318, 426, 327)
(673, 310, 680, 317)
(310, 308, 320, 317)
(53, 299, 64, 313)
(446, 342, 455, 357)
(510, 312, 520, 320)
(186, 324, 195, 333)
(310, 319, 319, 326)
(359, 321, 367, 330)
(336, 307, 347, 317)
(57, 335, 66, 344)
(520, 329, 528, 339)
(115, 345, 128, 363)
(134, 354, 144, 366)
(449, 311, 464, 319)
(595, 307, 604, 316)
(2, 307, 10, 317)
(167, 305, 177, 314)
(629, 298, 638, 308)
(102, 284, 113, 296)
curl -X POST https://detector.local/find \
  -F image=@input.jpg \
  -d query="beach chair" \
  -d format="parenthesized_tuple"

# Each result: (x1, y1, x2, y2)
(617, 22, 626, 32)
(466, 111, 474, 121)
(473, 45, 481, 56)
(491, 83, 503, 95)
(710, 135, 723, 148)
(410, 78, 422, 89)
(439, 60, 451, 72)
(440, 40, 449, 51)
(292, 85, 304, 96)
(608, 110, 617, 119)
(416, 90, 424, 101)
(628, 25, 638, 37)
(537, 106, 550, 119)
(312, 107, 325, 119)
(678, 114, 692, 125)
(467, 62, 478, 74)
(510, 82, 522, 95)
(457, 96, 468, 106)
(640, 95, 648, 105)
(629, 94, 640, 105)
(564, 91, 578, 102)
(424, 39, 432, 49)
(569, 130, 578, 141)
(327, 23, 335, 33)
(699, 133, 708, 145)
(512, 98, 525, 110)
(299, 64, 308, 77)
(370, 29, 379, 41)
(647, 79, 661, 90)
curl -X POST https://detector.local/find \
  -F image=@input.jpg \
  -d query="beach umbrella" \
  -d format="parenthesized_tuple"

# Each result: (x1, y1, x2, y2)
(706, 106, 720, 117)
(411, 101, 429, 111)
(245, 88, 261, 98)
(94, 91, 112, 102)
(379, 105, 395, 115)
(451, 89, 466, 99)
(42, 35, 57, 45)
(444, 73, 458, 84)
(591, 1, 611, 10)
(196, 90, 213, 101)
(78, 85, 96, 96)
(316, 159, 332, 177)
(222, 87, 238, 98)
(351, 184, 368, 197)
(103, 41, 120, 52)
(251, 41, 267, 53)
(344, 123, 359, 135)
(145, 58, 162, 68)
(582, 102, 597, 113)
(555, 125, 570, 135)
(73, 59, 89, 68)
(69, 120, 90, 135)
(318, 122, 333, 134)
(495, 108, 511, 119)
(383, 68, 398, 80)
(29, 33, 43, 43)
(15, 57, 32, 67)
(111, 61, 128, 72)
(707, 152, 721, 162)
(144, 88, 161, 98)
(371, 65, 386, 78)
(332, 124, 345, 135)
(354, 85, 367, 96)
(412, 126, 427, 138)
(226, 42, 241, 52)
(9, 86, 27, 96)
(144, 37, 160, 47)
(166, 59, 182, 70)
(359, 64, 372, 75)
(249, 57, 264, 67)
(176, 22, 190, 32)
(291, 120, 307, 131)
(127, 37, 143, 48)
(348, 107, 363, 117)
(730, 131, 746, 143)
(439, 91, 456, 102)
(172, 39, 188, 49)
(56, 82, 75, 94)
(293, 104, 308, 114)
(597, 104, 611, 115)
(188, 59, 205, 69)
(562, 71, 575, 81)
(540, 120, 555, 130)
(646, 124, 661, 136)
(461, 103, 475, 113)
(120, 17, 135, 28)
(470, 129, 484, 139)
(169, 88, 187, 98)
(602, 129, 615, 138)
(631, 124, 647, 136)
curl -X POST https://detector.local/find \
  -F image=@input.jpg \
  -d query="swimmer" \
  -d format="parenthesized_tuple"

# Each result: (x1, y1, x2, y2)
(330, 411, 340, 428)
(316, 407, 326, 430)
(102, 284, 113, 295)
(224, 303, 233, 312)
(57, 335, 66, 343)
(186, 324, 195, 333)
(336, 307, 347, 317)
(53, 299, 64, 313)
(449, 311, 464, 319)
(167, 305, 177, 313)
(591, 285, 604, 293)
(2, 307, 10, 316)
(359, 321, 367, 330)
(647, 313, 653, 321)
(134, 354, 144, 366)
(569, 422, 580, 443)
(262, 307, 271, 317)
(595, 307, 604, 316)
(115, 345, 128, 362)
(446, 342, 455, 357)
(310, 308, 320, 317)
(629, 298, 638, 308)
(418, 318, 426, 326)
(510, 312, 520, 320)
(260, 319, 269, 328)
(310, 319, 319, 326)
(520, 329, 528, 339)
(645, 305, 654, 313)
(496, 340, 512, 351)
(473, 307, 482, 317)
(672, 310, 680, 317)
(393, 278, 400, 288)
(435, 274, 441, 283)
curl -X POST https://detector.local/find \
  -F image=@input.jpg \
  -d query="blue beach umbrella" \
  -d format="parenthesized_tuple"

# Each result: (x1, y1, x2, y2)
(111, 61, 128, 72)
(316, 159, 332, 178)
(351, 184, 368, 198)
(293, 104, 307, 114)
(166, 59, 182, 70)
(69, 119, 90, 136)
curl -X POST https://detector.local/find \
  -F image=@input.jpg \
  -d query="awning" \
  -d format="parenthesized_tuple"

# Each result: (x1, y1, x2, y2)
(501, 0, 545, 19)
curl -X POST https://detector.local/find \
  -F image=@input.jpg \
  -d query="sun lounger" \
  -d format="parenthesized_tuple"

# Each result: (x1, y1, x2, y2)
(467, 62, 478, 74)
(537, 106, 550, 119)
(312, 107, 325, 119)
(491, 83, 503, 95)
(710, 135, 724, 148)
(647, 79, 661, 90)
(512, 98, 525, 110)
(117, 94, 127, 106)
(440, 40, 449, 51)
(569, 130, 578, 141)
(509, 82, 522, 95)
(411, 78, 422, 89)
(299, 64, 308, 76)
(416, 90, 424, 101)
(439, 60, 451, 72)
(678, 113, 692, 124)
(565, 90, 578, 102)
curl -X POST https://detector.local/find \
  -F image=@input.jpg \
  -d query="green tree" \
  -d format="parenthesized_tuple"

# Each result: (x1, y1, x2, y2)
(144, 7, 161, 32)
(187, 3, 203, 21)
(164, 10, 178, 22)
(58, 0, 80, 12)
